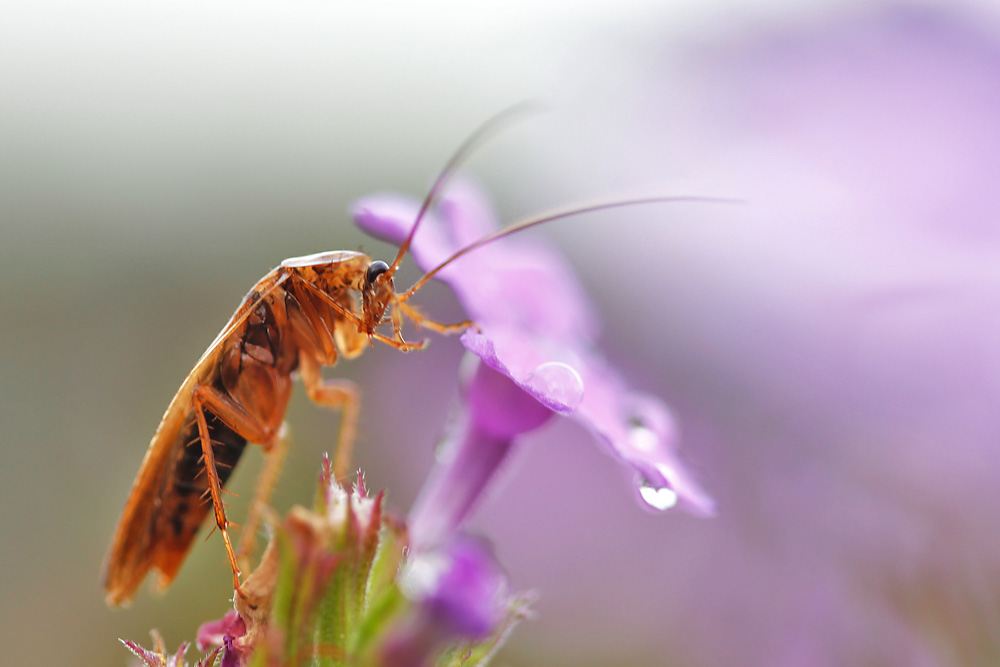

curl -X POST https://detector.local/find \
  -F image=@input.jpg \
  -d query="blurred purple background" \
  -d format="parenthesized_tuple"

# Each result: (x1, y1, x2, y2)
(3, 1, 1000, 665)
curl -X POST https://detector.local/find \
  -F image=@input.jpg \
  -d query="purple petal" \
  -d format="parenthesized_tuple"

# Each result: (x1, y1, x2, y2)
(574, 356, 716, 517)
(409, 359, 568, 551)
(466, 358, 561, 437)
(382, 536, 510, 666)
(356, 176, 714, 530)
(351, 192, 472, 283)
(351, 193, 415, 247)
(435, 179, 500, 248)
(221, 636, 241, 667)
(355, 181, 599, 341)
(196, 610, 240, 651)
(434, 181, 600, 340)
(400, 535, 508, 639)
(407, 422, 515, 553)
(462, 327, 584, 416)
(454, 242, 599, 341)
(351, 194, 450, 275)
(462, 324, 713, 515)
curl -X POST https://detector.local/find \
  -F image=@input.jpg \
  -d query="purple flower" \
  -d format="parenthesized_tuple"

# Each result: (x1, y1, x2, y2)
(353, 179, 714, 550)
(380, 535, 513, 666)
(401, 535, 509, 639)
(195, 609, 247, 667)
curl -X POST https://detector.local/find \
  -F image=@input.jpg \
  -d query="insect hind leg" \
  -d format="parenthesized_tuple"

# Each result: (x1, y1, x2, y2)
(192, 394, 242, 591)
(236, 423, 290, 573)
(190, 384, 276, 591)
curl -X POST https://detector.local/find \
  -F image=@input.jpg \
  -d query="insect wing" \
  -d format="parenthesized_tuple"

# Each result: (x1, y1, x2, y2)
(102, 269, 289, 605)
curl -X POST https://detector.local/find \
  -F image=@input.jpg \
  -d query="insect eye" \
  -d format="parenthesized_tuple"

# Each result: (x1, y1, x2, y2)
(365, 260, 390, 286)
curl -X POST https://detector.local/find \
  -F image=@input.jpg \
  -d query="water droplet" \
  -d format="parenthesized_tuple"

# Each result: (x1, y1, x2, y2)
(638, 479, 678, 512)
(525, 362, 584, 412)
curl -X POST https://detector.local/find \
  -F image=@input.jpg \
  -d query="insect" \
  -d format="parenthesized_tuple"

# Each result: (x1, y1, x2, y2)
(101, 251, 430, 605)
(101, 112, 493, 606)
(102, 110, 725, 606)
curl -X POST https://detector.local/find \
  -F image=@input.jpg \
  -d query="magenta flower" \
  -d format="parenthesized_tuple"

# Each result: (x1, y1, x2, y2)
(405, 537, 509, 641)
(195, 610, 245, 667)
(353, 180, 714, 549)
(381, 535, 517, 666)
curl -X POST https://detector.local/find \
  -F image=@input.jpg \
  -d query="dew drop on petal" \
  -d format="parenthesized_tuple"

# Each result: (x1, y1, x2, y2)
(637, 479, 679, 512)
(525, 361, 584, 412)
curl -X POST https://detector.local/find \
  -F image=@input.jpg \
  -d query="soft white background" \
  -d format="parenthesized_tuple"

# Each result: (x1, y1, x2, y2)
(3, 0, 1000, 665)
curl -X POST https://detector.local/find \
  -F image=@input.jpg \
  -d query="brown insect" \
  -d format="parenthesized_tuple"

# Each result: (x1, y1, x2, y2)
(102, 252, 439, 605)
(101, 115, 488, 606)
(102, 110, 725, 606)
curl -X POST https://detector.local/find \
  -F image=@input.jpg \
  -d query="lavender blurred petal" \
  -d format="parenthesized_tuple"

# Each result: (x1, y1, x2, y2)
(463, 322, 714, 516)
(401, 535, 509, 640)
(351, 194, 454, 274)
(356, 176, 714, 528)
(355, 179, 600, 340)
(407, 421, 516, 553)
(351, 194, 415, 246)
(384, 536, 511, 665)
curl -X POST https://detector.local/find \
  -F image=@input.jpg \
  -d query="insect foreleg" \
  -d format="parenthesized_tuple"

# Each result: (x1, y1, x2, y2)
(366, 328, 428, 352)
(397, 301, 472, 335)
(298, 352, 360, 481)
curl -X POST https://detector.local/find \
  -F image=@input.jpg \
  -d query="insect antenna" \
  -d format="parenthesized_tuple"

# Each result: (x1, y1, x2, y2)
(385, 103, 537, 279)
(400, 195, 741, 301)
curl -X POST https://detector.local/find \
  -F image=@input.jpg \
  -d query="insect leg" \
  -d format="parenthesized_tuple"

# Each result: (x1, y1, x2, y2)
(236, 423, 290, 572)
(366, 329, 428, 352)
(191, 384, 275, 590)
(192, 398, 241, 590)
(298, 351, 360, 481)
(396, 301, 472, 335)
